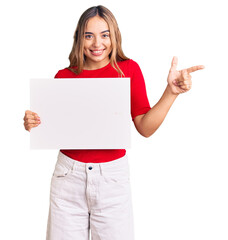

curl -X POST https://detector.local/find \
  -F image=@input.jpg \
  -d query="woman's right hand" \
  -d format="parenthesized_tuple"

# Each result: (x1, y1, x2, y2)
(23, 110, 41, 132)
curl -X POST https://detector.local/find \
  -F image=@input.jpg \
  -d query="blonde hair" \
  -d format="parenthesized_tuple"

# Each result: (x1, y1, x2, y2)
(68, 5, 129, 76)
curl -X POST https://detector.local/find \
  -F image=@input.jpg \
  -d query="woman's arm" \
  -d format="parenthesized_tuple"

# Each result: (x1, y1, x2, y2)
(134, 85, 177, 137)
(133, 56, 204, 138)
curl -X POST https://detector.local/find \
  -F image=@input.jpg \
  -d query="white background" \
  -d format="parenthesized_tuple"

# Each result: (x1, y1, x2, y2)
(0, 0, 227, 239)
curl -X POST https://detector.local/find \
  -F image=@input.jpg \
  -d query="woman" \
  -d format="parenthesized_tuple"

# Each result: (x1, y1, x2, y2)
(23, 5, 204, 240)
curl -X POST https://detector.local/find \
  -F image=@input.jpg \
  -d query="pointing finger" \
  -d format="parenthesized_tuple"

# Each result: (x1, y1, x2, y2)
(186, 65, 205, 74)
(182, 69, 188, 76)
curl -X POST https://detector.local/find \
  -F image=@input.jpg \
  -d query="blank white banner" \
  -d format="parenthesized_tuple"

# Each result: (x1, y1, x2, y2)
(30, 78, 131, 149)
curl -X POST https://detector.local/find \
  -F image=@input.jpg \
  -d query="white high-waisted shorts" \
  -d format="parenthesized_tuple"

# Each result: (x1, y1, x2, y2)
(46, 151, 135, 240)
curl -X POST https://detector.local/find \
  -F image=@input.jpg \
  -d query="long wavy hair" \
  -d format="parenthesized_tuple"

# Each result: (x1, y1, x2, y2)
(67, 5, 129, 76)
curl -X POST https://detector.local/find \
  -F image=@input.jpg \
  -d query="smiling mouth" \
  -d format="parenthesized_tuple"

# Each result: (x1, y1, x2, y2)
(90, 49, 105, 56)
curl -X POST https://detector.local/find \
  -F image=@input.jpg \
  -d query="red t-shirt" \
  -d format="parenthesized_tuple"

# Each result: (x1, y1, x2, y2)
(54, 59, 151, 163)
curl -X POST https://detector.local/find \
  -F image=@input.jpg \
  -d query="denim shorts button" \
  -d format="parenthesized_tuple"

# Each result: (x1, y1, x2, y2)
(88, 166, 93, 170)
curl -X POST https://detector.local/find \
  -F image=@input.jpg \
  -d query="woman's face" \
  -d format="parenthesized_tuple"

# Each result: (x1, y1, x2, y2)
(83, 15, 112, 70)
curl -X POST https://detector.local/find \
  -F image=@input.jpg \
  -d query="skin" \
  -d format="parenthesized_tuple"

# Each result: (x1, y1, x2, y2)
(133, 57, 204, 137)
(24, 110, 40, 132)
(23, 16, 205, 137)
(83, 16, 112, 70)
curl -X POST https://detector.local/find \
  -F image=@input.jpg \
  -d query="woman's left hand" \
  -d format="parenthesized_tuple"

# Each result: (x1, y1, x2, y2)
(167, 56, 204, 95)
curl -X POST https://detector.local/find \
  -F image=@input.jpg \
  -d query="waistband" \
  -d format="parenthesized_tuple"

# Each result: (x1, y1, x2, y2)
(57, 151, 129, 174)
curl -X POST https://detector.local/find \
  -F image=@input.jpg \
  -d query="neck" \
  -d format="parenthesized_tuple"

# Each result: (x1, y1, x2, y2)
(83, 59, 110, 70)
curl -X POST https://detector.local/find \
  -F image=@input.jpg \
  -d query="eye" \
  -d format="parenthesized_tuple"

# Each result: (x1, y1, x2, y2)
(102, 34, 110, 38)
(85, 34, 93, 39)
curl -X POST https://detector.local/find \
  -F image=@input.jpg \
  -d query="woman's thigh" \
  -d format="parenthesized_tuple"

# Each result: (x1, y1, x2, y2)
(46, 154, 90, 240)
(89, 155, 135, 240)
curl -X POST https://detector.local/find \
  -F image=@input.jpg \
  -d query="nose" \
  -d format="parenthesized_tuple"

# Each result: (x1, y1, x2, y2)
(93, 36, 101, 48)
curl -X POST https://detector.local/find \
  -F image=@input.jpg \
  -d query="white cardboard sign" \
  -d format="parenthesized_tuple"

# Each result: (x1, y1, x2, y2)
(30, 78, 131, 149)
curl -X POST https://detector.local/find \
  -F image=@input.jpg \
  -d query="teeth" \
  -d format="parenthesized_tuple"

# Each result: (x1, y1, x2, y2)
(92, 50, 103, 53)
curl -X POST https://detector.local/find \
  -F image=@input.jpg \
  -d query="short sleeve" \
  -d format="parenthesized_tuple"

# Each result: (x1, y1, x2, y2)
(130, 60, 151, 121)
(54, 70, 63, 78)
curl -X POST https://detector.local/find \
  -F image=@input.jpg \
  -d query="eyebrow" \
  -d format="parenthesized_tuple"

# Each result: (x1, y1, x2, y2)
(85, 30, 110, 34)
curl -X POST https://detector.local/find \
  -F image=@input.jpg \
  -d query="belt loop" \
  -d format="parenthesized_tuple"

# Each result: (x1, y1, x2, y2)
(72, 161, 77, 171)
(99, 163, 103, 176)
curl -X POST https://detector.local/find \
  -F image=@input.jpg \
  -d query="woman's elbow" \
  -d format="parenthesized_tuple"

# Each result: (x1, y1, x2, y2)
(142, 128, 157, 138)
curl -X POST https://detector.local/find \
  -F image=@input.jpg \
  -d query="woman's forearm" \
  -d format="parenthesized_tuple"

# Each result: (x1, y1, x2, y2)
(141, 85, 178, 137)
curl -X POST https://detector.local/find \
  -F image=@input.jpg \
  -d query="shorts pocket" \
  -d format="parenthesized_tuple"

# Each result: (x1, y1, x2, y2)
(52, 162, 71, 178)
(103, 170, 130, 184)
